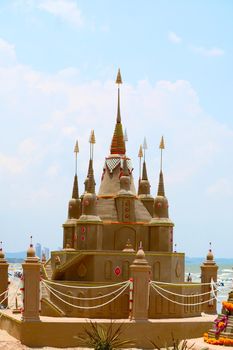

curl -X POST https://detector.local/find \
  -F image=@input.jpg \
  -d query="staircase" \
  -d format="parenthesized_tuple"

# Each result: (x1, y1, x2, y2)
(40, 259, 65, 317)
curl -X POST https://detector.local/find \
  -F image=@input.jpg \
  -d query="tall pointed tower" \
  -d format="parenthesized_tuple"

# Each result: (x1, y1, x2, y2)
(76, 131, 103, 250)
(63, 141, 81, 249)
(98, 69, 136, 196)
(149, 137, 174, 252)
(138, 143, 154, 215)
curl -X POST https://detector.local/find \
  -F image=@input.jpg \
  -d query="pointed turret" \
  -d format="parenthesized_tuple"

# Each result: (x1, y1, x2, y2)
(149, 137, 174, 252)
(138, 157, 153, 215)
(157, 170, 165, 196)
(86, 159, 96, 194)
(110, 69, 126, 155)
(153, 136, 169, 219)
(79, 133, 101, 223)
(142, 161, 148, 181)
(63, 141, 81, 249)
(67, 141, 81, 220)
(72, 174, 79, 199)
(138, 141, 151, 196)
(98, 70, 136, 196)
(138, 160, 150, 196)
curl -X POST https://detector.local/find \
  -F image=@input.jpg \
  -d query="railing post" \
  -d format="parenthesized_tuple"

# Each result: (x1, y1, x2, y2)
(22, 243, 41, 322)
(200, 247, 218, 314)
(0, 246, 9, 308)
(130, 245, 151, 320)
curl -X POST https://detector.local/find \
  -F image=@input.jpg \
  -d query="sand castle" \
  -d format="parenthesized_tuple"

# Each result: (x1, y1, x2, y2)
(0, 70, 222, 348)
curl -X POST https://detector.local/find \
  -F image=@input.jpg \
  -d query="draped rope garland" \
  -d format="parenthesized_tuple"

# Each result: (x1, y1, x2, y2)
(0, 289, 8, 298)
(42, 279, 129, 301)
(150, 281, 219, 298)
(19, 275, 24, 312)
(0, 290, 8, 306)
(42, 278, 128, 289)
(0, 281, 21, 318)
(42, 280, 130, 310)
(150, 280, 217, 306)
(151, 280, 213, 286)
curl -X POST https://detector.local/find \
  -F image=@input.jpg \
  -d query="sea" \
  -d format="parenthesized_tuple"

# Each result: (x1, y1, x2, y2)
(7, 258, 233, 315)
(185, 258, 233, 314)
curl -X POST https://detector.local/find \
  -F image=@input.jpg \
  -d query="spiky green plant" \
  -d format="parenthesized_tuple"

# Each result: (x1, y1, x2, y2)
(76, 320, 135, 350)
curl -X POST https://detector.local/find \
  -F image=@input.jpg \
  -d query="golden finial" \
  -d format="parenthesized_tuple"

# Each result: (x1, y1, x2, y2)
(89, 130, 96, 144)
(115, 68, 122, 85)
(74, 140, 79, 175)
(89, 130, 96, 160)
(74, 140, 79, 153)
(30, 235, 33, 247)
(138, 145, 143, 180)
(138, 145, 143, 158)
(159, 136, 165, 171)
(159, 136, 165, 149)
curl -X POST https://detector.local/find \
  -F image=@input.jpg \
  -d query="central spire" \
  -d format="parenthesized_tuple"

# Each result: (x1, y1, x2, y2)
(110, 69, 126, 155)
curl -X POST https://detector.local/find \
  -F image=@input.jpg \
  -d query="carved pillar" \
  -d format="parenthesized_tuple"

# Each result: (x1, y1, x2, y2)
(130, 246, 151, 320)
(200, 248, 218, 314)
(22, 244, 40, 322)
(0, 248, 9, 308)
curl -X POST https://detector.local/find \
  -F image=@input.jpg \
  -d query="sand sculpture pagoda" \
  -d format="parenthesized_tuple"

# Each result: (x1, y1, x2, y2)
(41, 70, 218, 319)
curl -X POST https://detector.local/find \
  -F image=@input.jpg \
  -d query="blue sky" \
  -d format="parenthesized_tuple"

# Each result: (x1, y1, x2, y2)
(0, 0, 232, 257)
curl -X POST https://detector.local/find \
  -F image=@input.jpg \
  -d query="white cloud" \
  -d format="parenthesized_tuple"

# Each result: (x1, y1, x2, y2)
(0, 38, 16, 66)
(1, 39, 233, 256)
(206, 178, 233, 197)
(18, 138, 37, 156)
(168, 31, 182, 44)
(0, 153, 24, 174)
(191, 45, 225, 57)
(37, 0, 83, 27)
(46, 163, 60, 177)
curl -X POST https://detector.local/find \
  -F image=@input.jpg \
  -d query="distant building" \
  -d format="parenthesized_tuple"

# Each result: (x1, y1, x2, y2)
(43, 247, 50, 260)
(35, 243, 42, 259)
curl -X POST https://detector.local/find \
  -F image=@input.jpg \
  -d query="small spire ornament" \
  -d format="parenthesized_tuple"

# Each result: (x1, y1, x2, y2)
(159, 136, 165, 171)
(74, 140, 79, 175)
(138, 145, 143, 180)
(89, 130, 96, 160)
(115, 68, 123, 85)
(116, 69, 122, 123)
(143, 137, 148, 162)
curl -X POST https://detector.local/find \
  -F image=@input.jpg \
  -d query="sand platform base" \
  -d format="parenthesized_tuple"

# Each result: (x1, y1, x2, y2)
(0, 311, 215, 349)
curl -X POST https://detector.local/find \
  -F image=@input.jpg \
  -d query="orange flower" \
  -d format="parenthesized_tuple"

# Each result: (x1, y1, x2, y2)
(218, 321, 225, 328)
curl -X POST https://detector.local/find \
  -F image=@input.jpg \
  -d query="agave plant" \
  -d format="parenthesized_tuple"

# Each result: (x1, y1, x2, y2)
(76, 320, 135, 350)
